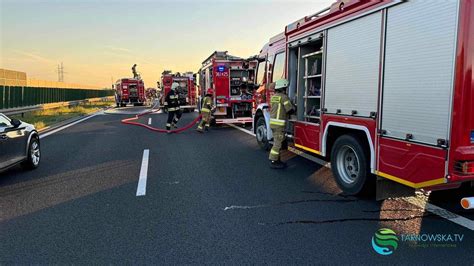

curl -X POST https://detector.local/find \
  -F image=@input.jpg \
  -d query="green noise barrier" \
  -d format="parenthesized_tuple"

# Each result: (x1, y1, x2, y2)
(0, 85, 114, 110)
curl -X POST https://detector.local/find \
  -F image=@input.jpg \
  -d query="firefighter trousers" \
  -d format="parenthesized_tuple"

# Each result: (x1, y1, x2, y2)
(166, 109, 182, 130)
(269, 126, 285, 161)
(197, 111, 211, 130)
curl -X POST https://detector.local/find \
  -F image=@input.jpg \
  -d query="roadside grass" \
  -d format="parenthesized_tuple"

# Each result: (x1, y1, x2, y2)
(12, 101, 113, 130)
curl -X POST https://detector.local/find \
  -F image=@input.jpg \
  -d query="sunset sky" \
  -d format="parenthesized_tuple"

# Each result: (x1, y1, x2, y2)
(1, 0, 333, 88)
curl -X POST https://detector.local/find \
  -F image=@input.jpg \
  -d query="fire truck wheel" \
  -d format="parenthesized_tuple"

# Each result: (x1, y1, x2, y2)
(256, 116, 271, 151)
(331, 134, 372, 195)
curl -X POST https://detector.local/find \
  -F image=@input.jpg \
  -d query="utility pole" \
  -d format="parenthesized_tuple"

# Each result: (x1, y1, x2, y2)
(57, 62, 64, 82)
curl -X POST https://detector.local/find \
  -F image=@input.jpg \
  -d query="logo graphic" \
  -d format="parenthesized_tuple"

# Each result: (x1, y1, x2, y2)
(371, 228, 399, 255)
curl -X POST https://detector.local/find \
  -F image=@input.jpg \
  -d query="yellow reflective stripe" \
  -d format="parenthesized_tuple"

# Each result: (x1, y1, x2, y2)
(294, 144, 321, 155)
(271, 96, 281, 103)
(283, 100, 290, 105)
(270, 118, 285, 123)
(164, 102, 168, 105)
(166, 123, 171, 126)
(277, 103, 281, 119)
(270, 149, 279, 155)
(202, 108, 211, 112)
(375, 171, 446, 189)
(168, 107, 177, 111)
(270, 119, 285, 126)
(170, 95, 178, 99)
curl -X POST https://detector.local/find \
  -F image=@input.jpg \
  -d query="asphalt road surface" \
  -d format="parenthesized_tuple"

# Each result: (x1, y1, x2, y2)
(0, 107, 473, 264)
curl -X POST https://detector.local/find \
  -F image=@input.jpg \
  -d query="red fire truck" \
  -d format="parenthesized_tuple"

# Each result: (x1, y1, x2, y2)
(161, 71, 197, 111)
(199, 51, 258, 124)
(114, 78, 146, 107)
(253, 0, 474, 196)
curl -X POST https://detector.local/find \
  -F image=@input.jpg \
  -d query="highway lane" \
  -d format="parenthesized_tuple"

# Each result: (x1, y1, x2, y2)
(0, 108, 473, 264)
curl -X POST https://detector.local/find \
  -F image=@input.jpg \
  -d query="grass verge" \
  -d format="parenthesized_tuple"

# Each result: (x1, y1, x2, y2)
(12, 101, 113, 130)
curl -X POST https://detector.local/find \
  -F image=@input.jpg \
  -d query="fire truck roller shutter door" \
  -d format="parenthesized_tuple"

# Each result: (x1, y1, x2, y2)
(324, 11, 382, 117)
(381, 0, 459, 145)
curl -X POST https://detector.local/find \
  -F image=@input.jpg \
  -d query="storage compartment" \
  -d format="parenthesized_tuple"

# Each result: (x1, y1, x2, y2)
(229, 69, 254, 98)
(381, 0, 459, 146)
(288, 37, 324, 124)
(293, 121, 321, 154)
(324, 11, 382, 117)
(129, 85, 138, 98)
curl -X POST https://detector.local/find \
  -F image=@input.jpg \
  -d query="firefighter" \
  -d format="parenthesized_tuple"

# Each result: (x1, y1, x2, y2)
(132, 64, 139, 79)
(197, 88, 215, 133)
(164, 82, 182, 133)
(269, 79, 295, 169)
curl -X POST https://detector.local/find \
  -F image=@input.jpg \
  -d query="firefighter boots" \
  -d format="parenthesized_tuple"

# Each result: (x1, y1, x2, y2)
(270, 160, 287, 169)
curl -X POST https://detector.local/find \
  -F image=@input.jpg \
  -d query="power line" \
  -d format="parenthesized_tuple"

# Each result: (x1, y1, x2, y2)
(57, 62, 65, 82)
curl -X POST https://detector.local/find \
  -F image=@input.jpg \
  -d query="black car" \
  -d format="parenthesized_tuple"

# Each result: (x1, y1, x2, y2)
(0, 113, 41, 172)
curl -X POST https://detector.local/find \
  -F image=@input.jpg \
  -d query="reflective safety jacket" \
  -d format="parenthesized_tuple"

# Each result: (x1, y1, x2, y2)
(164, 90, 180, 111)
(270, 92, 294, 128)
(201, 96, 214, 113)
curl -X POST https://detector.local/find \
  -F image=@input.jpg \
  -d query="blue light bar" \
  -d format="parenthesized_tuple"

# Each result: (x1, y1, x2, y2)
(217, 66, 225, 72)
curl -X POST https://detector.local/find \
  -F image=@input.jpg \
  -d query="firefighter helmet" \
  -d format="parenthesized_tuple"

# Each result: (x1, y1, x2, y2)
(275, 79, 289, 91)
(206, 88, 214, 95)
(171, 82, 179, 90)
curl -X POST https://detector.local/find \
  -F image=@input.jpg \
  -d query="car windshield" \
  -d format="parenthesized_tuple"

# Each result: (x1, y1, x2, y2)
(0, 115, 10, 127)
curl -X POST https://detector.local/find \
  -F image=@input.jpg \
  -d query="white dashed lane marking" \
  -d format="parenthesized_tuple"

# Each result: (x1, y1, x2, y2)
(136, 149, 150, 197)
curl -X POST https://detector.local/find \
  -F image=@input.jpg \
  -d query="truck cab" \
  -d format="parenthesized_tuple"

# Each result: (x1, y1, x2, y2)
(252, 32, 286, 150)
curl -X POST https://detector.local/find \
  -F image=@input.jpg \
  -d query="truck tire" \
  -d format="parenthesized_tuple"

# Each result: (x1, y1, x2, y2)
(256, 116, 271, 151)
(330, 134, 372, 195)
(22, 136, 40, 170)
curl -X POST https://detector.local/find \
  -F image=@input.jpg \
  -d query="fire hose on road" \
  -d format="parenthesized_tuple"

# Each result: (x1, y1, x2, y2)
(121, 108, 202, 133)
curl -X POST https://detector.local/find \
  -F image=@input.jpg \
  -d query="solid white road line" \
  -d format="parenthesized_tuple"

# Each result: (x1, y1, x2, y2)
(225, 123, 256, 137)
(148, 118, 152, 125)
(40, 112, 101, 139)
(229, 122, 474, 231)
(404, 196, 474, 231)
(136, 149, 150, 196)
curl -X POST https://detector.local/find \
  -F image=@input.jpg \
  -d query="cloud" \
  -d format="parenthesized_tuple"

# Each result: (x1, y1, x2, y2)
(103, 45, 132, 53)
(14, 50, 55, 64)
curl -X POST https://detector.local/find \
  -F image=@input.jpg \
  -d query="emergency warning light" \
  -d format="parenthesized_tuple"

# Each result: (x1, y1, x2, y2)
(217, 66, 225, 72)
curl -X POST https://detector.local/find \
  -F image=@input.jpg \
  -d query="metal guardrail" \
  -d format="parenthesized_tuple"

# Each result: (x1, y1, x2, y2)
(0, 96, 114, 116)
